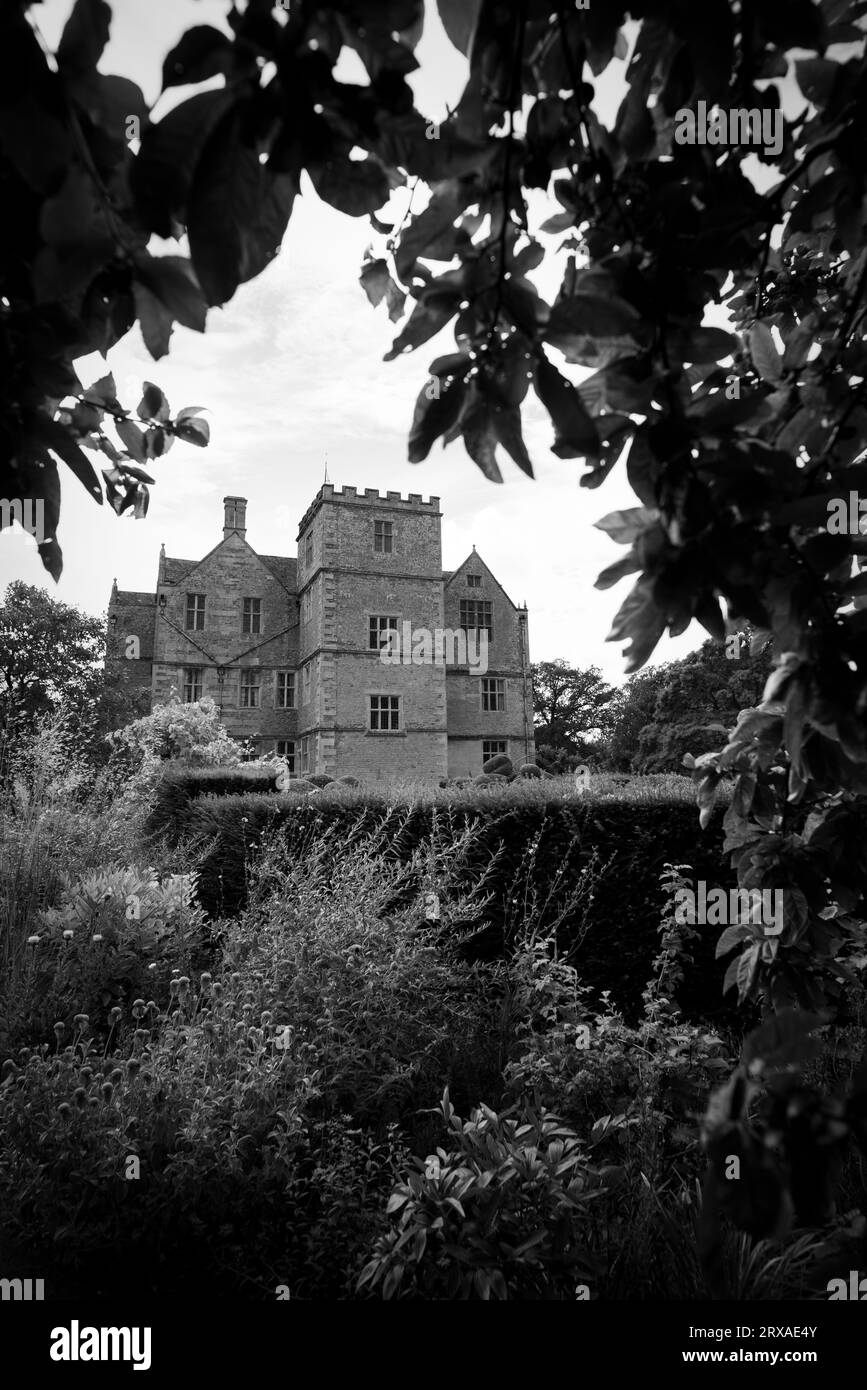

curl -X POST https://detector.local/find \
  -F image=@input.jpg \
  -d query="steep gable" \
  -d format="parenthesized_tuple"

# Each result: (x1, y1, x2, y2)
(445, 551, 519, 610)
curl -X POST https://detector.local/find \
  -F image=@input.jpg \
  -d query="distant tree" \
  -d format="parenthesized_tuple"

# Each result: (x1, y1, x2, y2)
(0, 581, 103, 739)
(532, 659, 616, 767)
(602, 630, 773, 772)
(601, 664, 670, 772)
(637, 630, 773, 771)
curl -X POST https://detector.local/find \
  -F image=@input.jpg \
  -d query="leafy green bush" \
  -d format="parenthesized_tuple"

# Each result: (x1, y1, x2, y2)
(227, 821, 504, 1132)
(3, 866, 210, 1051)
(357, 1091, 605, 1300)
(0, 720, 180, 1039)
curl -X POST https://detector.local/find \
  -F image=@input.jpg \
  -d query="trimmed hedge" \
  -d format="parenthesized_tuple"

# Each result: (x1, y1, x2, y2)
(175, 791, 738, 1023)
(146, 765, 281, 842)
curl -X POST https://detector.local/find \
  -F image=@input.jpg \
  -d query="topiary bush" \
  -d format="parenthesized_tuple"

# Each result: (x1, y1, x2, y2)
(482, 753, 514, 778)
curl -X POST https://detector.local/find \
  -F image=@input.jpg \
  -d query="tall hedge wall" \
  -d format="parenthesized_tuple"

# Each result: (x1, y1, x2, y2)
(168, 790, 738, 1023)
(145, 766, 280, 843)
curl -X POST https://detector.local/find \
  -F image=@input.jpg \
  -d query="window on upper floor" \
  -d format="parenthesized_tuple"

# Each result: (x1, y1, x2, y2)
(240, 669, 261, 708)
(185, 593, 205, 631)
(305, 531, 313, 567)
(467, 574, 481, 588)
(276, 672, 295, 709)
(374, 519, 393, 554)
(302, 662, 311, 704)
(460, 599, 492, 641)
(242, 597, 261, 635)
(481, 678, 505, 712)
(368, 615, 399, 650)
(302, 588, 313, 622)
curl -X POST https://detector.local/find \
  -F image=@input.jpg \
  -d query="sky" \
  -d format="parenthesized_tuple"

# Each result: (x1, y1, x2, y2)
(0, 0, 800, 684)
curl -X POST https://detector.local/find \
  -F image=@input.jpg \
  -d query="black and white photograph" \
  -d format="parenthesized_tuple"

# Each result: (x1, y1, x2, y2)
(1, 0, 866, 1364)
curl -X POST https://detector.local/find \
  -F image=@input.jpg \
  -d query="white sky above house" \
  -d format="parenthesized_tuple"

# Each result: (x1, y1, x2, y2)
(0, 0, 816, 682)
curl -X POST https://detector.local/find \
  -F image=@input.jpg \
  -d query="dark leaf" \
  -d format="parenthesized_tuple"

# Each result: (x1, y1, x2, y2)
(408, 374, 468, 462)
(670, 326, 739, 364)
(116, 418, 147, 463)
(309, 154, 391, 217)
(119, 463, 156, 484)
(625, 429, 657, 506)
(35, 417, 103, 503)
(132, 281, 173, 359)
(607, 576, 667, 673)
(492, 406, 534, 478)
(595, 552, 642, 590)
(138, 383, 170, 423)
(535, 357, 600, 459)
(545, 295, 650, 367)
(436, 0, 482, 54)
(174, 417, 210, 447)
(359, 257, 392, 309)
(595, 507, 658, 544)
(132, 88, 236, 238)
(460, 385, 503, 483)
(188, 109, 298, 306)
(57, 0, 111, 75)
(135, 255, 208, 333)
(749, 321, 784, 384)
(394, 179, 470, 284)
(83, 373, 118, 408)
(794, 58, 839, 107)
(162, 26, 236, 90)
(384, 291, 459, 360)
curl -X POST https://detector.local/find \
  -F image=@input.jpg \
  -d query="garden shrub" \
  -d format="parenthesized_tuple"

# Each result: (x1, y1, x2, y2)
(226, 821, 505, 1132)
(357, 1090, 605, 1300)
(0, 988, 403, 1298)
(168, 792, 734, 1020)
(2, 867, 211, 1052)
(145, 764, 281, 842)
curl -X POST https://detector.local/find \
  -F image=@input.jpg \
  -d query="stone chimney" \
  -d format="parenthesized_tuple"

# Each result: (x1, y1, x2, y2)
(223, 496, 247, 538)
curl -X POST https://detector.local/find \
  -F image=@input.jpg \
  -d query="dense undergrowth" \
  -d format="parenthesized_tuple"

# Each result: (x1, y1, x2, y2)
(1, 726, 865, 1300)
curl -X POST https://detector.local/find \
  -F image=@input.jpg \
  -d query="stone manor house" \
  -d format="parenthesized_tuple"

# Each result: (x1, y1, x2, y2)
(106, 487, 533, 781)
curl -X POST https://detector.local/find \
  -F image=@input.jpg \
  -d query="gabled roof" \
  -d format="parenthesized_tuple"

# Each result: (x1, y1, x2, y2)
(445, 551, 520, 610)
(161, 536, 295, 592)
(113, 590, 155, 605)
(163, 559, 197, 583)
(260, 555, 297, 592)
